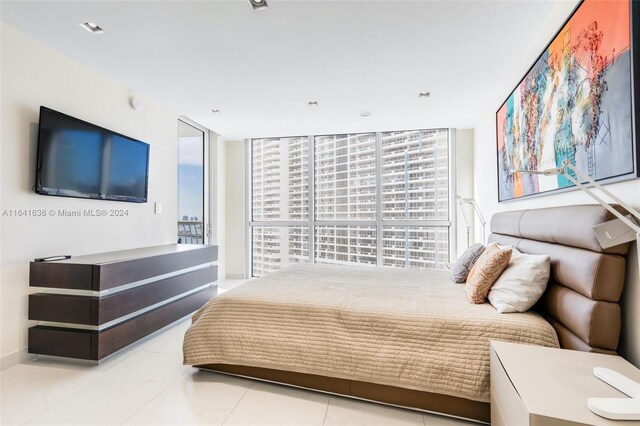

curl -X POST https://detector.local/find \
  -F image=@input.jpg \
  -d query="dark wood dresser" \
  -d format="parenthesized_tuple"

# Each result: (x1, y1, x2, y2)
(28, 244, 218, 361)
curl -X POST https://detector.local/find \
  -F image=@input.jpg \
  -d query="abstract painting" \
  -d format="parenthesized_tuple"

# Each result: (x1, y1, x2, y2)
(496, 0, 638, 201)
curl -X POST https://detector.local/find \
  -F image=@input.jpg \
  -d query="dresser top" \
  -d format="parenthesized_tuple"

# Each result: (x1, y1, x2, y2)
(36, 244, 213, 265)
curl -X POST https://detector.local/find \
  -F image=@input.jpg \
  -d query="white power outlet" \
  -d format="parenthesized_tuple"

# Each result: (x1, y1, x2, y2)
(154, 202, 162, 215)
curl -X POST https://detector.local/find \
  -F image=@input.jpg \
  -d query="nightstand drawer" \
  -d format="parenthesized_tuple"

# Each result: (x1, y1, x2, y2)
(490, 345, 529, 426)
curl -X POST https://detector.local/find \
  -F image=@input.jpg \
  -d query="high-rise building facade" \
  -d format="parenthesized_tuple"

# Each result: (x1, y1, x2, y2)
(250, 129, 450, 277)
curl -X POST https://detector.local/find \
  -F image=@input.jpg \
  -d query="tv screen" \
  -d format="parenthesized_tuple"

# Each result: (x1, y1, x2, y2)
(36, 107, 150, 203)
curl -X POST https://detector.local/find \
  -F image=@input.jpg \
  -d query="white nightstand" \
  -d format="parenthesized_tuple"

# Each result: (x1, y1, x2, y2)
(490, 341, 640, 426)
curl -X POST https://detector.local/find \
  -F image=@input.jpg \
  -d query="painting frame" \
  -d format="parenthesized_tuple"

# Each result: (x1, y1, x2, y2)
(496, 0, 640, 202)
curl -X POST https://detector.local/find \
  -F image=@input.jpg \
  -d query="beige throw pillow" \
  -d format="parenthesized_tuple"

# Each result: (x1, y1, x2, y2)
(465, 242, 512, 304)
(488, 248, 551, 313)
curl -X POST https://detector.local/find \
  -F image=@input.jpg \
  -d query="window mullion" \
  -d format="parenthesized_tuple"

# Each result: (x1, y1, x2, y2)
(245, 138, 252, 278)
(448, 129, 457, 263)
(375, 131, 383, 267)
(309, 135, 315, 264)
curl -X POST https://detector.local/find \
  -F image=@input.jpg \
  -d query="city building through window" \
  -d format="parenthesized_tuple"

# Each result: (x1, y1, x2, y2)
(249, 129, 450, 277)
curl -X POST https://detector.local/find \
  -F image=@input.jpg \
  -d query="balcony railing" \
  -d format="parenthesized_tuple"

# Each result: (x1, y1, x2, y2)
(178, 221, 204, 244)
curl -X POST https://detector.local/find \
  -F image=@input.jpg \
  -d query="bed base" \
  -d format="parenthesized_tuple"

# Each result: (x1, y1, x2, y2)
(196, 363, 490, 424)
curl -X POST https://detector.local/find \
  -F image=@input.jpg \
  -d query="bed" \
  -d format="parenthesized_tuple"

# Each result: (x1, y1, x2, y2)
(183, 205, 631, 423)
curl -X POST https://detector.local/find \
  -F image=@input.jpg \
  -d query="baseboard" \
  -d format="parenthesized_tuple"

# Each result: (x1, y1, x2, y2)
(1, 347, 36, 371)
(226, 273, 246, 279)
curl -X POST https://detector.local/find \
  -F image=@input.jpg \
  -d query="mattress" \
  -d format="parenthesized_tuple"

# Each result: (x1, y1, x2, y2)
(183, 264, 559, 403)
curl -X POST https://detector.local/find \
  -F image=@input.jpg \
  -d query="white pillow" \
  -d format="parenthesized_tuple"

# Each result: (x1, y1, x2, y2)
(488, 248, 551, 313)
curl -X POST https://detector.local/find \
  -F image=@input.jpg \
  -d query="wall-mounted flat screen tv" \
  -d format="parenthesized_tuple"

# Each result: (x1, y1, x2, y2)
(36, 106, 150, 203)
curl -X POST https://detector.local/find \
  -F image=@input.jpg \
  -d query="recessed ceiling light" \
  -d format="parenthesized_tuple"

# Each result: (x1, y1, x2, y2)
(360, 111, 372, 117)
(418, 92, 431, 98)
(308, 101, 318, 106)
(79, 22, 104, 34)
(211, 109, 221, 113)
(248, 0, 268, 10)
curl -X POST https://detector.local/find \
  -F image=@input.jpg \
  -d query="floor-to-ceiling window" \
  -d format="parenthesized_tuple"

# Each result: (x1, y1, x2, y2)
(248, 129, 451, 277)
(178, 119, 208, 244)
(250, 136, 310, 276)
(380, 129, 449, 268)
(314, 133, 377, 265)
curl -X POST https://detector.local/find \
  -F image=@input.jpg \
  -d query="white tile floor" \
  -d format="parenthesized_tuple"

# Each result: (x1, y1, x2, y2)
(1, 280, 474, 426)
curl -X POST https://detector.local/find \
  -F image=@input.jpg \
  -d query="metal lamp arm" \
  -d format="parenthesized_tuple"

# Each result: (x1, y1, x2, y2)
(514, 161, 640, 420)
(560, 161, 640, 234)
(456, 196, 472, 248)
(469, 199, 486, 244)
(562, 159, 640, 422)
(457, 197, 487, 244)
(456, 197, 472, 228)
(469, 199, 486, 226)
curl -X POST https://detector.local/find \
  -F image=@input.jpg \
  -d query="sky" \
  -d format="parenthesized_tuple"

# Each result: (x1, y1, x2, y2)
(178, 136, 204, 221)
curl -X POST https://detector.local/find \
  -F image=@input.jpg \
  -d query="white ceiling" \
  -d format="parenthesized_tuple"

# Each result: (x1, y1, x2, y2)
(1, 0, 574, 140)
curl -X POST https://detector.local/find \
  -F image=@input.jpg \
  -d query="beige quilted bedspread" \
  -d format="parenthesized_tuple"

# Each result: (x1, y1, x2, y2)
(183, 264, 558, 402)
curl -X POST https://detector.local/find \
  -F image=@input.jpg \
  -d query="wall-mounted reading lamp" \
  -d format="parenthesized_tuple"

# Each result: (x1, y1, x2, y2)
(456, 196, 486, 247)
(514, 158, 640, 420)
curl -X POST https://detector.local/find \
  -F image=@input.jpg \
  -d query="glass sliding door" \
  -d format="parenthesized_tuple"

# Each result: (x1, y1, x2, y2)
(178, 119, 208, 244)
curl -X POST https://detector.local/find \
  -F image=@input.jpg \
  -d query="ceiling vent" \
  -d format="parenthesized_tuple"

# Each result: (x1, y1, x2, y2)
(248, 0, 268, 10)
(79, 22, 104, 34)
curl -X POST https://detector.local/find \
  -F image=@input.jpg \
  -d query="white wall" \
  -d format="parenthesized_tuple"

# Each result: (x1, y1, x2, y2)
(224, 140, 246, 278)
(211, 132, 227, 280)
(0, 23, 180, 368)
(454, 129, 475, 257)
(472, 0, 640, 367)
